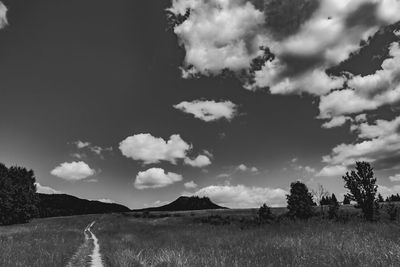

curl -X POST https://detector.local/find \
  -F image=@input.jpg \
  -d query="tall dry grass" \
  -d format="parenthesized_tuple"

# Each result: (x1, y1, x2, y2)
(97, 213, 400, 267)
(0, 215, 97, 267)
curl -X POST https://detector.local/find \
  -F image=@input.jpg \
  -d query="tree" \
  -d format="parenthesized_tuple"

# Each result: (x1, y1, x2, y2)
(312, 184, 329, 214)
(328, 193, 339, 219)
(377, 193, 384, 202)
(287, 181, 315, 219)
(343, 195, 351, 205)
(342, 162, 378, 221)
(258, 203, 274, 223)
(0, 163, 38, 225)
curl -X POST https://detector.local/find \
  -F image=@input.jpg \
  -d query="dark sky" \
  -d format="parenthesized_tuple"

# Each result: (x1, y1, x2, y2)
(1, 0, 400, 208)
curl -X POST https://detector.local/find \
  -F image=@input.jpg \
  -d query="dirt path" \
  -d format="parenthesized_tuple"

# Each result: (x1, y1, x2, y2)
(67, 221, 104, 267)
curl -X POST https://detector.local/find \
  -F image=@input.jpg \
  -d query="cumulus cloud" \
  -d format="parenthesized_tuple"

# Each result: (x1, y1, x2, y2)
(184, 154, 211, 167)
(316, 165, 347, 177)
(169, 0, 265, 77)
(184, 181, 198, 189)
(322, 116, 352, 129)
(50, 161, 95, 181)
(72, 140, 112, 157)
(0, 2, 7, 29)
(194, 184, 287, 208)
(174, 100, 238, 122)
(134, 168, 183, 189)
(322, 115, 400, 170)
(119, 134, 191, 164)
(35, 183, 62, 194)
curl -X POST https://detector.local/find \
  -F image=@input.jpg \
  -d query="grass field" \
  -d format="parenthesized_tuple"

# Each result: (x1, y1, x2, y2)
(0, 214, 99, 267)
(1, 207, 400, 267)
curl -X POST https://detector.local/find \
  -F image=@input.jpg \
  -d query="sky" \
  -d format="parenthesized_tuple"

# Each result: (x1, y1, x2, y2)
(1, 0, 400, 209)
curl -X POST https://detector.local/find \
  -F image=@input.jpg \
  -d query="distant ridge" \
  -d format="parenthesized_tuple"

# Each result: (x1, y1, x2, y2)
(137, 196, 227, 212)
(36, 193, 130, 218)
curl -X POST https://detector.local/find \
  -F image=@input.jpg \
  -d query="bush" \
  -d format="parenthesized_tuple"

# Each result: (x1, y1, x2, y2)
(386, 203, 398, 221)
(258, 204, 274, 223)
(287, 181, 315, 219)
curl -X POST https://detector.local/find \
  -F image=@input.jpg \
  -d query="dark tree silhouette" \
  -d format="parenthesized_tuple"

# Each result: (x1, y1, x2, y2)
(287, 181, 315, 219)
(343, 162, 378, 221)
(377, 193, 384, 202)
(343, 195, 351, 205)
(328, 193, 339, 219)
(0, 163, 38, 225)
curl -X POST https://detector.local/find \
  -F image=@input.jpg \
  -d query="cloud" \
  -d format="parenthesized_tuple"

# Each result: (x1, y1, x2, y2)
(322, 115, 400, 169)
(194, 184, 288, 208)
(237, 164, 248, 171)
(184, 154, 211, 167)
(74, 140, 91, 149)
(0, 2, 7, 29)
(316, 165, 347, 177)
(378, 184, 400, 197)
(134, 168, 183, 189)
(73, 140, 112, 157)
(322, 116, 352, 129)
(389, 174, 400, 182)
(50, 161, 95, 181)
(119, 134, 191, 164)
(184, 181, 198, 189)
(169, 0, 265, 77)
(35, 183, 62, 194)
(174, 100, 238, 122)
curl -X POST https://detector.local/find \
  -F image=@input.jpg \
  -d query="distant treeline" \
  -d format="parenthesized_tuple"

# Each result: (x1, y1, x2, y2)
(0, 163, 130, 225)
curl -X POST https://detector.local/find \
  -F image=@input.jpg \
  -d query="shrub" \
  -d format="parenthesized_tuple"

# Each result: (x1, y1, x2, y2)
(287, 181, 315, 219)
(328, 194, 339, 220)
(258, 203, 274, 223)
(386, 203, 398, 221)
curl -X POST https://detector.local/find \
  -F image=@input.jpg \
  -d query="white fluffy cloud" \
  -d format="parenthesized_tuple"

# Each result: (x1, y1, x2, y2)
(134, 168, 183, 189)
(194, 184, 287, 208)
(184, 155, 211, 167)
(50, 161, 95, 181)
(316, 165, 347, 177)
(322, 116, 352, 129)
(119, 134, 191, 164)
(237, 164, 259, 173)
(0, 2, 7, 29)
(321, 115, 400, 169)
(35, 183, 62, 194)
(169, 0, 265, 77)
(184, 181, 198, 189)
(174, 100, 238, 122)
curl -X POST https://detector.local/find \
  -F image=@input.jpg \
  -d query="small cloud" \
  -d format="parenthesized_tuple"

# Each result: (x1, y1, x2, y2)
(291, 158, 298, 163)
(389, 174, 400, 182)
(74, 140, 91, 149)
(174, 100, 238, 122)
(316, 165, 347, 177)
(35, 183, 62, 194)
(237, 164, 248, 171)
(321, 116, 352, 129)
(134, 168, 183, 189)
(184, 181, 198, 189)
(50, 161, 95, 181)
(184, 155, 212, 168)
(217, 173, 230, 178)
(0, 2, 8, 29)
(119, 133, 190, 164)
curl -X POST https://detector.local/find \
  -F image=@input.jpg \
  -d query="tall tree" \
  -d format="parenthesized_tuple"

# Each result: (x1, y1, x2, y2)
(0, 163, 38, 225)
(342, 161, 378, 221)
(287, 181, 315, 219)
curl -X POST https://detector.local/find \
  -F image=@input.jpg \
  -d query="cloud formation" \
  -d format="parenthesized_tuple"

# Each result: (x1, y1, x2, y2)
(134, 168, 183, 189)
(174, 100, 238, 122)
(0, 2, 7, 29)
(194, 184, 287, 208)
(184, 181, 198, 189)
(119, 134, 191, 164)
(50, 161, 95, 181)
(35, 183, 62, 194)
(184, 154, 211, 167)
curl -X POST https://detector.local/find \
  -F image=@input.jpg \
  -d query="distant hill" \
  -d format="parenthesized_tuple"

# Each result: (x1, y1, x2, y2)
(138, 196, 227, 212)
(36, 193, 130, 218)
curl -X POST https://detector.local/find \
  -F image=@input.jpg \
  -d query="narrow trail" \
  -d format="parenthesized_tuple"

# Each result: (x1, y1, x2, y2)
(67, 221, 104, 267)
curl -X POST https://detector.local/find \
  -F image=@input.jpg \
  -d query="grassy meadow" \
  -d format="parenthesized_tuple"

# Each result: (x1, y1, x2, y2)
(0, 214, 99, 267)
(1, 206, 400, 266)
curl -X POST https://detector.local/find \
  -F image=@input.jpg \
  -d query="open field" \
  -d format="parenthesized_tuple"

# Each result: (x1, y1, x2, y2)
(1, 206, 400, 266)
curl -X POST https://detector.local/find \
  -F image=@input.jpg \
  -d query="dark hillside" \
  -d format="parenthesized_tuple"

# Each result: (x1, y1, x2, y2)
(137, 196, 227, 212)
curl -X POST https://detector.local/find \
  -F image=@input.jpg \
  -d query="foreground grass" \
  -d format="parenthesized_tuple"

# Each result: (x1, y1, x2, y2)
(0, 215, 98, 267)
(97, 212, 400, 267)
